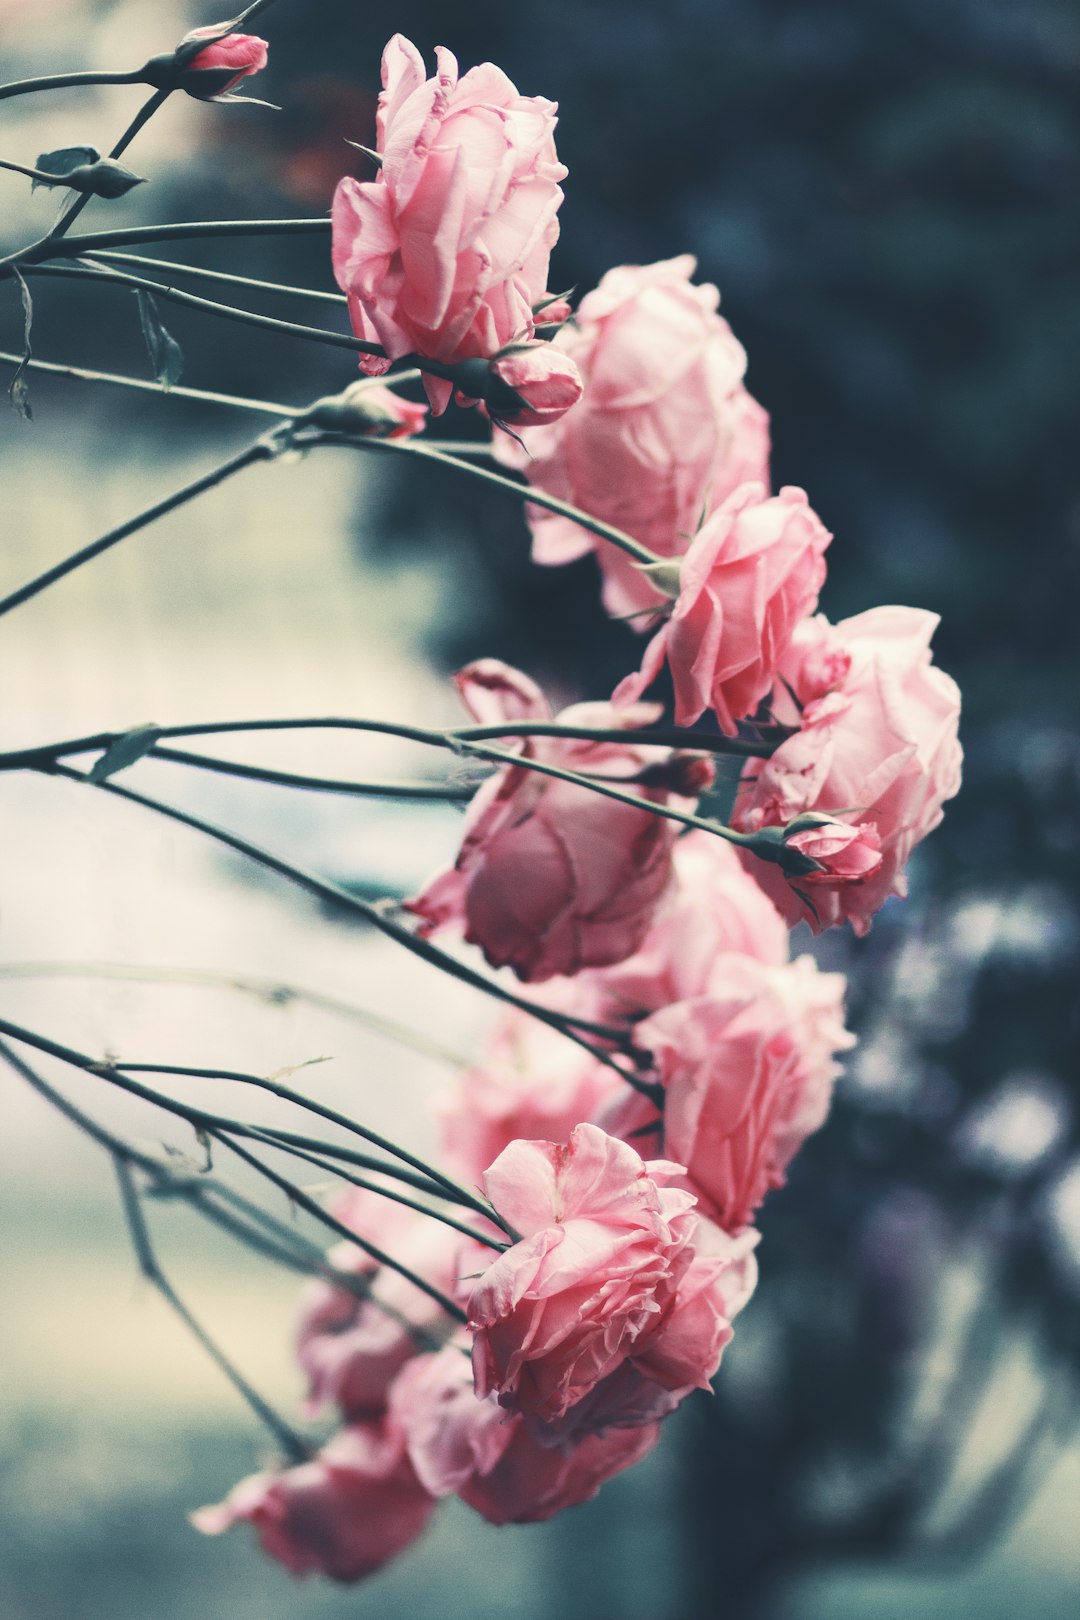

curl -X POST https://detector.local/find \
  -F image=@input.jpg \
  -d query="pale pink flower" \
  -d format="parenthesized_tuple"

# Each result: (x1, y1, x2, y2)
(733, 607, 962, 933)
(783, 815, 884, 886)
(632, 955, 852, 1230)
(615, 483, 831, 733)
(467, 1123, 696, 1421)
(390, 1343, 659, 1524)
(295, 1189, 458, 1419)
(192, 1418, 436, 1582)
(439, 1009, 619, 1183)
(486, 342, 584, 426)
(332, 36, 566, 413)
(408, 659, 707, 982)
(492, 255, 770, 618)
(181, 27, 268, 95)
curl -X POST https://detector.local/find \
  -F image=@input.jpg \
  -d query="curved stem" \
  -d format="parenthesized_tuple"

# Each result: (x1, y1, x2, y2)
(309, 431, 662, 568)
(0, 68, 144, 101)
(114, 1156, 312, 1462)
(0, 436, 276, 618)
(0, 347, 298, 416)
(148, 741, 478, 800)
(20, 259, 380, 356)
(41, 762, 639, 1065)
(18, 218, 333, 265)
(84, 250, 347, 307)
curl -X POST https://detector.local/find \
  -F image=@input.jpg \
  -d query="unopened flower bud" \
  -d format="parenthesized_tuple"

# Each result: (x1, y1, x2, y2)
(298, 382, 427, 440)
(487, 343, 584, 428)
(637, 751, 714, 798)
(782, 815, 883, 886)
(144, 26, 269, 100)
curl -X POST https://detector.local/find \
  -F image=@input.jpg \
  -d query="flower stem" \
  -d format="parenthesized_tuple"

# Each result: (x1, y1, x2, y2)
(0, 347, 299, 416)
(148, 741, 477, 800)
(0, 68, 144, 101)
(83, 249, 347, 307)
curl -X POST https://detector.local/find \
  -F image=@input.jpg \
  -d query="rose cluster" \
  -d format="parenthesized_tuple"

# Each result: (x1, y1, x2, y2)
(196, 32, 962, 1581)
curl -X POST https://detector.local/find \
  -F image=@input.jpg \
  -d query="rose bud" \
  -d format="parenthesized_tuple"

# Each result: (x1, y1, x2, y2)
(165, 27, 269, 100)
(781, 814, 884, 886)
(486, 343, 584, 428)
(296, 381, 428, 440)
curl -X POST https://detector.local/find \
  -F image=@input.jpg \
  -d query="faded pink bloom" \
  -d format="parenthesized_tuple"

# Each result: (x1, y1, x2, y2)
(733, 607, 962, 934)
(439, 1009, 618, 1183)
(486, 342, 584, 426)
(467, 1123, 696, 1421)
(182, 27, 268, 95)
(192, 1418, 436, 1582)
(784, 816, 884, 886)
(615, 484, 831, 733)
(492, 255, 770, 619)
(632, 955, 852, 1230)
(295, 1189, 458, 1420)
(390, 1343, 660, 1524)
(332, 36, 566, 413)
(408, 659, 707, 982)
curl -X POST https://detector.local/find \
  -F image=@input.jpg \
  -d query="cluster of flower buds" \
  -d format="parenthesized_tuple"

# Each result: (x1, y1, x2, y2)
(197, 31, 962, 1581)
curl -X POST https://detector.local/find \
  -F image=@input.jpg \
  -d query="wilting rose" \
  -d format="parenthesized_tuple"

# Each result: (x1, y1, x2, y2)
(733, 606, 962, 933)
(439, 1008, 619, 1183)
(408, 659, 708, 982)
(615, 483, 831, 733)
(390, 1342, 660, 1524)
(633, 954, 852, 1229)
(180, 27, 268, 96)
(467, 1123, 696, 1421)
(332, 35, 566, 413)
(295, 1189, 458, 1420)
(493, 255, 770, 619)
(192, 1419, 436, 1582)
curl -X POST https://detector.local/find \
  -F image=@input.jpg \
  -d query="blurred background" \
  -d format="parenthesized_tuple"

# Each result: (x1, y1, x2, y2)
(1, 2, 1079, 1617)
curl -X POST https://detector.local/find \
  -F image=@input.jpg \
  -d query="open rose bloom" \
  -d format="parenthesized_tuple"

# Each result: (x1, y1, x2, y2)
(493, 255, 770, 619)
(333, 36, 568, 413)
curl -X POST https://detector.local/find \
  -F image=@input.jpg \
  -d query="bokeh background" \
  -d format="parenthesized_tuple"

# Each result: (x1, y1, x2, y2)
(1, 2, 1079, 1617)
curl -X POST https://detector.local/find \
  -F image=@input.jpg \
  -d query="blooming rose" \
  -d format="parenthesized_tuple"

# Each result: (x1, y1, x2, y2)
(467, 1123, 696, 1421)
(192, 1418, 436, 1582)
(732, 607, 963, 933)
(493, 255, 770, 619)
(408, 659, 709, 982)
(295, 1189, 458, 1419)
(615, 483, 831, 733)
(439, 1009, 619, 1183)
(390, 1343, 660, 1524)
(630, 954, 852, 1229)
(332, 35, 567, 413)
(180, 26, 268, 97)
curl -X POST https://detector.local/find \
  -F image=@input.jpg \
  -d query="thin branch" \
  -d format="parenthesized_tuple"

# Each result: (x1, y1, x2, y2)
(0, 435, 277, 618)
(113, 1156, 312, 1462)
(214, 1132, 470, 1325)
(84, 250, 347, 307)
(148, 741, 478, 801)
(0, 958, 473, 1069)
(0, 348, 299, 416)
(39, 762, 642, 1072)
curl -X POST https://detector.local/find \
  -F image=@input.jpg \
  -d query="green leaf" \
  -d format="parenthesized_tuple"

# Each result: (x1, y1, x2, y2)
(33, 144, 99, 191)
(135, 291, 184, 390)
(88, 724, 162, 783)
(8, 270, 33, 421)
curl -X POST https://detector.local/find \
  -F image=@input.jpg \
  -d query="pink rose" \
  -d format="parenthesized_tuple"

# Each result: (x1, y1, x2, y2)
(733, 607, 962, 933)
(615, 484, 831, 733)
(295, 1189, 458, 1419)
(192, 1418, 436, 1582)
(467, 1123, 696, 1421)
(408, 659, 707, 982)
(332, 36, 567, 413)
(439, 1009, 619, 1183)
(492, 255, 771, 619)
(486, 342, 584, 427)
(632, 955, 852, 1229)
(783, 815, 884, 886)
(390, 1343, 659, 1524)
(180, 27, 268, 96)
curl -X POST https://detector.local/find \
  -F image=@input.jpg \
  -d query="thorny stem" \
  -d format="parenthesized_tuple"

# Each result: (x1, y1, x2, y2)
(113, 1156, 312, 1462)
